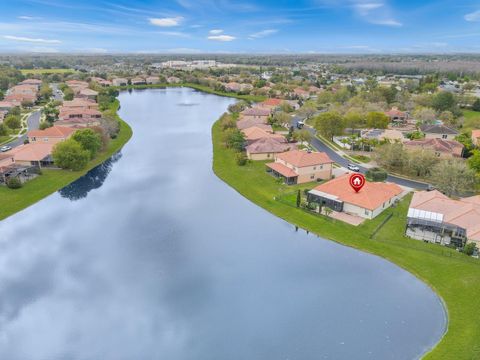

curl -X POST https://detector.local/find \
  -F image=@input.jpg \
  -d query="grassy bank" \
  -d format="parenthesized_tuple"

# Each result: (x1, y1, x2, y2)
(114, 83, 266, 102)
(0, 100, 132, 221)
(212, 119, 480, 359)
(20, 68, 76, 75)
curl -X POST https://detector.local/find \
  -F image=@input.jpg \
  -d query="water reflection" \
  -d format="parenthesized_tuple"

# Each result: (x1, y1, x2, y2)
(59, 152, 122, 201)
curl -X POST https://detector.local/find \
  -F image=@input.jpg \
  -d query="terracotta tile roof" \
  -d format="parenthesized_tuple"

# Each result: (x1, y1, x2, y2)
(242, 127, 285, 142)
(275, 150, 333, 167)
(241, 107, 271, 117)
(266, 162, 298, 178)
(237, 118, 271, 130)
(261, 98, 283, 107)
(472, 129, 480, 140)
(28, 126, 76, 138)
(385, 107, 406, 117)
(312, 174, 403, 210)
(79, 88, 98, 96)
(0, 101, 15, 108)
(404, 138, 463, 156)
(246, 137, 292, 154)
(9, 143, 54, 162)
(62, 99, 98, 108)
(410, 191, 480, 241)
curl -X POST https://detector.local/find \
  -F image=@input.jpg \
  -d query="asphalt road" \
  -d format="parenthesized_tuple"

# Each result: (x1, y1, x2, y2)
(299, 123, 431, 190)
(50, 83, 63, 101)
(5, 110, 41, 148)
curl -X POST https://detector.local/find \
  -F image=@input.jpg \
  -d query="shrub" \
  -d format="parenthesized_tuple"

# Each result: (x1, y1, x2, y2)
(6, 177, 22, 189)
(52, 139, 90, 171)
(72, 128, 102, 159)
(235, 152, 247, 166)
(366, 167, 388, 182)
(463, 242, 476, 256)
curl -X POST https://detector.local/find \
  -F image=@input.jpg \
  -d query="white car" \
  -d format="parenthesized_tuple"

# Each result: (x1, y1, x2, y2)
(347, 163, 360, 172)
(0, 145, 12, 152)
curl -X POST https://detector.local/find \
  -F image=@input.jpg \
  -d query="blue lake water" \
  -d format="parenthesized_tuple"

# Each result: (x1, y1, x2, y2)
(0, 88, 446, 359)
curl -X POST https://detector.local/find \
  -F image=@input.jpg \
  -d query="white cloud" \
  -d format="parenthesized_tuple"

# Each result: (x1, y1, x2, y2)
(371, 19, 402, 27)
(18, 16, 39, 20)
(207, 34, 236, 41)
(465, 10, 480, 22)
(149, 16, 183, 27)
(209, 29, 223, 35)
(249, 29, 278, 39)
(354, 3, 384, 16)
(157, 31, 190, 37)
(3, 35, 62, 44)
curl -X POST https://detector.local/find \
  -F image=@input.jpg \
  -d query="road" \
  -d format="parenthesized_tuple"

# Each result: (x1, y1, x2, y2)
(292, 117, 431, 190)
(50, 83, 63, 101)
(5, 110, 41, 148)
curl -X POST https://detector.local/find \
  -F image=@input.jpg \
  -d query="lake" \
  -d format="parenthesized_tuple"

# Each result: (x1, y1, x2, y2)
(0, 88, 446, 359)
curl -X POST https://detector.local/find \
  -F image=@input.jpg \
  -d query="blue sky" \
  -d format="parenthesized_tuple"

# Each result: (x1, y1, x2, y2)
(1, 0, 480, 54)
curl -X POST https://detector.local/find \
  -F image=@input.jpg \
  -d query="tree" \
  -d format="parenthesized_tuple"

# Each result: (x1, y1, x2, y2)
(472, 98, 480, 112)
(220, 113, 236, 130)
(438, 111, 455, 127)
(43, 104, 59, 123)
(280, 101, 294, 113)
(344, 111, 365, 133)
(456, 133, 475, 158)
(413, 107, 436, 123)
(39, 83, 52, 100)
(269, 111, 290, 127)
(71, 128, 102, 159)
(429, 159, 477, 196)
(52, 139, 90, 171)
(296, 190, 301, 208)
(228, 101, 248, 114)
(4, 114, 21, 129)
(432, 91, 456, 113)
(314, 111, 345, 140)
(38, 121, 52, 130)
(375, 143, 408, 171)
(366, 112, 389, 129)
(286, 126, 294, 142)
(467, 149, 480, 172)
(63, 87, 74, 101)
(223, 128, 245, 151)
(463, 242, 476, 256)
(99, 116, 120, 138)
(407, 150, 439, 177)
(294, 129, 312, 143)
(0, 123, 7, 136)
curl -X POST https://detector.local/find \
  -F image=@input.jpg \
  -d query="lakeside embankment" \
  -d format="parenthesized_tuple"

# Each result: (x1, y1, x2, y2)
(0, 99, 132, 221)
(211, 117, 480, 359)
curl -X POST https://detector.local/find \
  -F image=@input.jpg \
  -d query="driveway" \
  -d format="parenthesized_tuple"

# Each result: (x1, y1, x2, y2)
(6, 110, 41, 148)
(305, 127, 430, 190)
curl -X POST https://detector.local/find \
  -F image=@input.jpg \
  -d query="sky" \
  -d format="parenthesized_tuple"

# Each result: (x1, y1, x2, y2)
(1, 0, 480, 54)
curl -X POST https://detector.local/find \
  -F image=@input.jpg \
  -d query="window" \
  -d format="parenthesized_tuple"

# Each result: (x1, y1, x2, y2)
(365, 209, 369, 215)
(442, 134, 447, 139)
(310, 175, 315, 179)
(313, 167, 316, 170)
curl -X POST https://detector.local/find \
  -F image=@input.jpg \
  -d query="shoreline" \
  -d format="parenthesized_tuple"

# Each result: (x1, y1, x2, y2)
(0, 99, 133, 221)
(210, 115, 480, 359)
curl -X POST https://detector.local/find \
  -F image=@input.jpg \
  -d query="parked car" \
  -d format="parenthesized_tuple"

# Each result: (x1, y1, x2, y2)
(347, 163, 360, 172)
(0, 145, 12, 152)
(296, 120, 305, 129)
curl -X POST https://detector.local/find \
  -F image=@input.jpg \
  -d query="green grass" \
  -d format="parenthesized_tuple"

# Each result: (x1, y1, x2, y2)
(351, 154, 371, 163)
(0, 99, 132, 221)
(20, 68, 76, 75)
(113, 83, 267, 103)
(462, 110, 480, 133)
(212, 119, 480, 360)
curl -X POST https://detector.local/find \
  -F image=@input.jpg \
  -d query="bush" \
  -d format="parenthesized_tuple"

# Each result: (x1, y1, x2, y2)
(366, 167, 388, 182)
(463, 242, 476, 256)
(6, 177, 22, 189)
(4, 114, 21, 129)
(71, 128, 102, 159)
(235, 152, 247, 166)
(52, 139, 90, 171)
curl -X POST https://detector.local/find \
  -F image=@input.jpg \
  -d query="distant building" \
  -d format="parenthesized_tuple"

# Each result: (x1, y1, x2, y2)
(246, 137, 292, 160)
(385, 107, 408, 124)
(420, 124, 458, 140)
(28, 126, 76, 145)
(112, 78, 128, 86)
(240, 107, 271, 123)
(403, 138, 464, 158)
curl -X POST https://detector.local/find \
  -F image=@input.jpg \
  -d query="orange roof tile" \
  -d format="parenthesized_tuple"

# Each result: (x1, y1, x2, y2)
(275, 150, 333, 167)
(28, 126, 76, 138)
(266, 162, 298, 178)
(312, 174, 403, 210)
(9, 143, 54, 162)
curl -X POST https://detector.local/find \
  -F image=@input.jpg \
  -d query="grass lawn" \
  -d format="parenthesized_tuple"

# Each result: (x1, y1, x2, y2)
(0, 100, 132, 221)
(462, 110, 480, 132)
(212, 119, 480, 360)
(20, 68, 76, 75)
(350, 154, 371, 163)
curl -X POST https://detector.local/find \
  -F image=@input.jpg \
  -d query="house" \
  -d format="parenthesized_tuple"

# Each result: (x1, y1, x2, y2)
(61, 98, 99, 110)
(385, 107, 407, 123)
(403, 138, 464, 158)
(266, 150, 333, 185)
(146, 76, 160, 84)
(131, 77, 146, 85)
(167, 76, 181, 84)
(236, 118, 272, 132)
(9, 143, 54, 168)
(112, 78, 128, 86)
(307, 174, 403, 219)
(242, 126, 285, 144)
(420, 124, 458, 140)
(240, 107, 271, 123)
(471, 129, 480, 147)
(90, 77, 111, 87)
(4, 93, 37, 106)
(406, 190, 480, 248)
(293, 87, 310, 99)
(0, 101, 15, 111)
(78, 88, 98, 101)
(20, 79, 42, 89)
(28, 126, 76, 144)
(59, 107, 102, 121)
(246, 137, 292, 160)
(65, 80, 89, 94)
(0, 153, 14, 168)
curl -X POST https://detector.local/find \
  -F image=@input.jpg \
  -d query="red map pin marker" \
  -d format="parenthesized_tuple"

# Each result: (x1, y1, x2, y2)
(349, 173, 365, 193)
